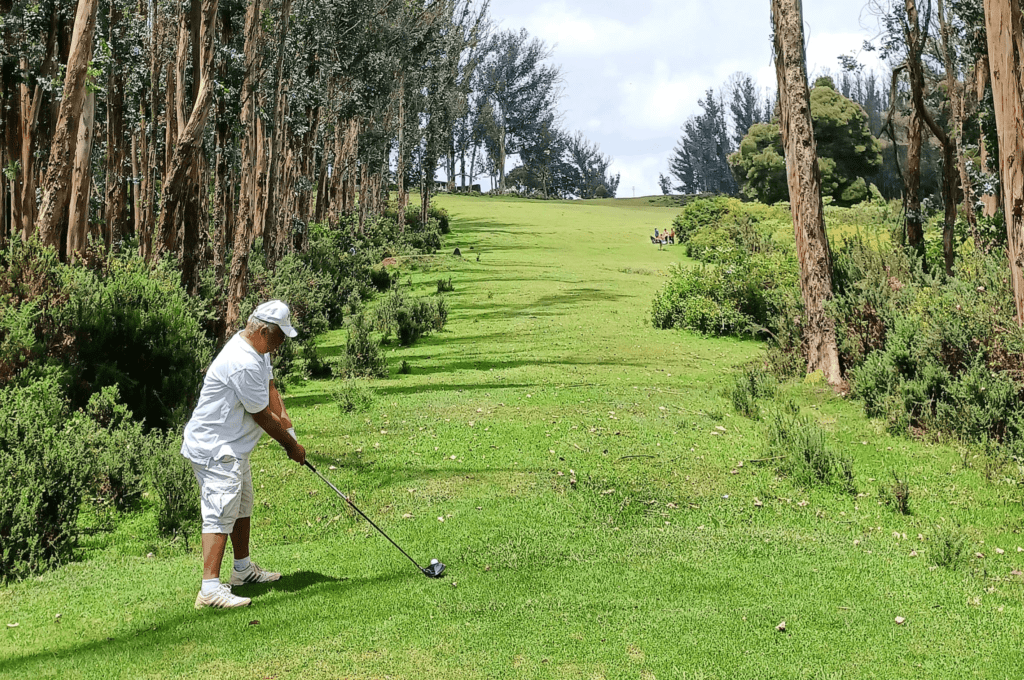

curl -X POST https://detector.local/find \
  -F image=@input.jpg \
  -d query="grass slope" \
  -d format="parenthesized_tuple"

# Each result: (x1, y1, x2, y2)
(2, 195, 1024, 679)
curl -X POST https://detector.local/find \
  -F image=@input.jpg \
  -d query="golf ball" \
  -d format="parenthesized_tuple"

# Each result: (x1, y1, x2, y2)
(430, 559, 439, 565)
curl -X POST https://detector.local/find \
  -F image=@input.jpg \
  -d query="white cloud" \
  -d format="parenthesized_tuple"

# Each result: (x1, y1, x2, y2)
(486, 0, 892, 196)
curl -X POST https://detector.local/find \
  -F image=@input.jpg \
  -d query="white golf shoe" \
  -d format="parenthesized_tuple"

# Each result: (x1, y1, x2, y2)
(194, 583, 251, 609)
(229, 562, 282, 586)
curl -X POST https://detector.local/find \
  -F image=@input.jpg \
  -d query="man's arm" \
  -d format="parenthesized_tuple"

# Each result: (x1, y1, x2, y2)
(268, 380, 292, 431)
(252, 391, 305, 465)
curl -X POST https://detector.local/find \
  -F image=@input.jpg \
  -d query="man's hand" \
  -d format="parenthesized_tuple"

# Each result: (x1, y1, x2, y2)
(252, 406, 305, 465)
(286, 440, 306, 466)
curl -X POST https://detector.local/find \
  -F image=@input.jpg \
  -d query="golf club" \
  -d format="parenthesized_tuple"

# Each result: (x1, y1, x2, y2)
(303, 460, 446, 579)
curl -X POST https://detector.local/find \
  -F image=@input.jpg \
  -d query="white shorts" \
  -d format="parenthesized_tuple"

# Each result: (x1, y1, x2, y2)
(190, 455, 254, 534)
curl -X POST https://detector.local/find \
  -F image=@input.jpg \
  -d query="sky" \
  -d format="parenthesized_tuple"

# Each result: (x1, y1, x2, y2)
(481, 0, 888, 197)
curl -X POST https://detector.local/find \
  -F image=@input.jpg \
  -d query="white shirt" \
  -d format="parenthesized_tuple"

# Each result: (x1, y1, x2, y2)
(181, 333, 273, 463)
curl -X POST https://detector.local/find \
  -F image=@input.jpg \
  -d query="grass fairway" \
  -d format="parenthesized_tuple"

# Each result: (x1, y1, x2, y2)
(3, 194, 1024, 679)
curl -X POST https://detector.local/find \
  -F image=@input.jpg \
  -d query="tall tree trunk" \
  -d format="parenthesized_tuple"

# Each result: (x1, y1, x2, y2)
(771, 0, 843, 386)
(156, 0, 218, 293)
(396, 73, 406, 232)
(104, 0, 128, 250)
(34, 0, 99, 250)
(983, 0, 1024, 324)
(907, 0, 960, 275)
(906, 108, 925, 254)
(226, 0, 267, 337)
(67, 90, 95, 262)
(262, 0, 294, 268)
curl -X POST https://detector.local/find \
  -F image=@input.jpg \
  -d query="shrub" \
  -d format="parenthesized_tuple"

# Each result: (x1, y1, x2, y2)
(332, 379, 375, 413)
(376, 286, 448, 346)
(0, 378, 94, 580)
(728, 365, 777, 419)
(763, 410, 855, 493)
(651, 253, 799, 337)
(0, 241, 213, 431)
(434, 295, 449, 331)
(370, 267, 394, 292)
(59, 253, 214, 430)
(671, 196, 733, 243)
(340, 313, 389, 379)
(879, 470, 911, 515)
(437, 277, 454, 293)
(149, 434, 199, 541)
(931, 523, 967, 568)
(86, 386, 150, 512)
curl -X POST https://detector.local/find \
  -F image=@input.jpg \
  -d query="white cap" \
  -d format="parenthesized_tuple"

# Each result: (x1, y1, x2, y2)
(252, 300, 298, 338)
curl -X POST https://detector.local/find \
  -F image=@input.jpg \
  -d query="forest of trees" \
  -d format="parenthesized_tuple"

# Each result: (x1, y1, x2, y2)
(0, 0, 617, 333)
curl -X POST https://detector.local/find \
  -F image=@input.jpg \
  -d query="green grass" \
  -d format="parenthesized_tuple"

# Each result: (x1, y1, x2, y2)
(3, 194, 1024, 678)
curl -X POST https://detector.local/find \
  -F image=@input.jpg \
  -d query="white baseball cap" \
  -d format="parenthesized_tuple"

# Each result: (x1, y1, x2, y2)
(252, 300, 298, 338)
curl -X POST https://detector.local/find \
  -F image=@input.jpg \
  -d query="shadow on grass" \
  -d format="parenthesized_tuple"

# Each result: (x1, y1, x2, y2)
(0, 571, 402, 675)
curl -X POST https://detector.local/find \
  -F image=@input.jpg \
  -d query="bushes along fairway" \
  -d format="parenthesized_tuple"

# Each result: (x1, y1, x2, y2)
(2, 194, 1023, 678)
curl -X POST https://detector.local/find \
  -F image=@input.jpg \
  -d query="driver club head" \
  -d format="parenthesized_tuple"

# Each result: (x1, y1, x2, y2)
(422, 560, 446, 578)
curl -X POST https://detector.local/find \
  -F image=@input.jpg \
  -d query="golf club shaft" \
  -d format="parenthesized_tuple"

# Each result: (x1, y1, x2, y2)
(303, 460, 425, 571)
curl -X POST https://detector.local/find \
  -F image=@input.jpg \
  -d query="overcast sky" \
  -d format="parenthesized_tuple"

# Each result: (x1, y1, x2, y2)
(482, 0, 887, 197)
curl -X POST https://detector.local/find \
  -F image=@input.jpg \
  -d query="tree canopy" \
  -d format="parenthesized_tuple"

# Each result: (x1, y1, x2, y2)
(729, 77, 882, 206)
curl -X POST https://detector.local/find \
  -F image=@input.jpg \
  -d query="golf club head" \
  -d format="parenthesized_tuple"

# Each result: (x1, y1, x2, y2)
(422, 561, 446, 578)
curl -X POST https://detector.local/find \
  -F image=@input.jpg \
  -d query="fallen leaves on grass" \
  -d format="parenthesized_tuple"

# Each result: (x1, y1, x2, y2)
(249, 620, 260, 626)
(895, 616, 905, 625)
(775, 621, 786, 632)
(7, 623, 19, 628)
(402, 514, 414, 519)
(753, 499, 763, 508)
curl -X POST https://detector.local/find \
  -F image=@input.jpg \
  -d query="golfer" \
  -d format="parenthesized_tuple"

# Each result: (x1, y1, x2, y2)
(182, 300, 307, 609)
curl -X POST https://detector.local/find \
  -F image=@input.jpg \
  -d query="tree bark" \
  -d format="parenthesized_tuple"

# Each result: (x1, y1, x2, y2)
(34, 0, 100, 250)
(771, 0, 843, 387)
(155, 0, 219, 293)
(906, 0, 960, 275)
(983, 0, 1024, 324)
(262, 0, 294, 268)
(104, 0, 128, 250)
(67, 90, 95, 262)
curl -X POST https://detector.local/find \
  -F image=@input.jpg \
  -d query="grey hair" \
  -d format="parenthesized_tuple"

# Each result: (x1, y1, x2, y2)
(246, 314, 279, 334)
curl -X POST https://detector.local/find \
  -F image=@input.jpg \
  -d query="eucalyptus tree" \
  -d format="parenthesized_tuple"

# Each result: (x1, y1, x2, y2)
(474, 28, 560, 193)
(771, 0, 843, 387)
(982, 0, 1024, 323)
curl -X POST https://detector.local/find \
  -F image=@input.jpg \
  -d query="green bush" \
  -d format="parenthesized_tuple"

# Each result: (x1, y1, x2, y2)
(0, 240, 213, 431)
(332, 379, 375, 413)
(671, 196, 733, 243)
(728, 365, 777, 419)
(85, 386, 150, 512)
(763, 410, 856, 494)
(437, 277, 454, 293)
(149, 434, 199, 541)
(0, 378, 95, 580)
(651, 253, 799, 337)
(340, 313, 389, 379)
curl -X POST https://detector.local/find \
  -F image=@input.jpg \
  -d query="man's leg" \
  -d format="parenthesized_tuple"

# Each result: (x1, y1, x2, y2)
(230, 517, 250, 561)
(227, 461, 280, 585)
(202, 532, 229, 580)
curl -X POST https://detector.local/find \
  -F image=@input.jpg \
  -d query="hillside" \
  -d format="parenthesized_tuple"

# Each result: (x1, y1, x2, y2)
(2, 195, 1022, 679)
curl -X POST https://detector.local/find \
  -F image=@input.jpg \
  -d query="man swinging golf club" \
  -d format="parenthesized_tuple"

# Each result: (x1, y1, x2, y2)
(181, 300, 306, 609)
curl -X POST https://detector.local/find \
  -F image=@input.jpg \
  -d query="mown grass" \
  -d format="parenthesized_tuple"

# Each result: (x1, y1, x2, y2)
(2, 194, 1024, 678)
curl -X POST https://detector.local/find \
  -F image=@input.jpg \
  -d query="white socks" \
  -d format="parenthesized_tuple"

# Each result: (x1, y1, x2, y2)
(201, 578, 220, 596)
(234, 556, 251, 572)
